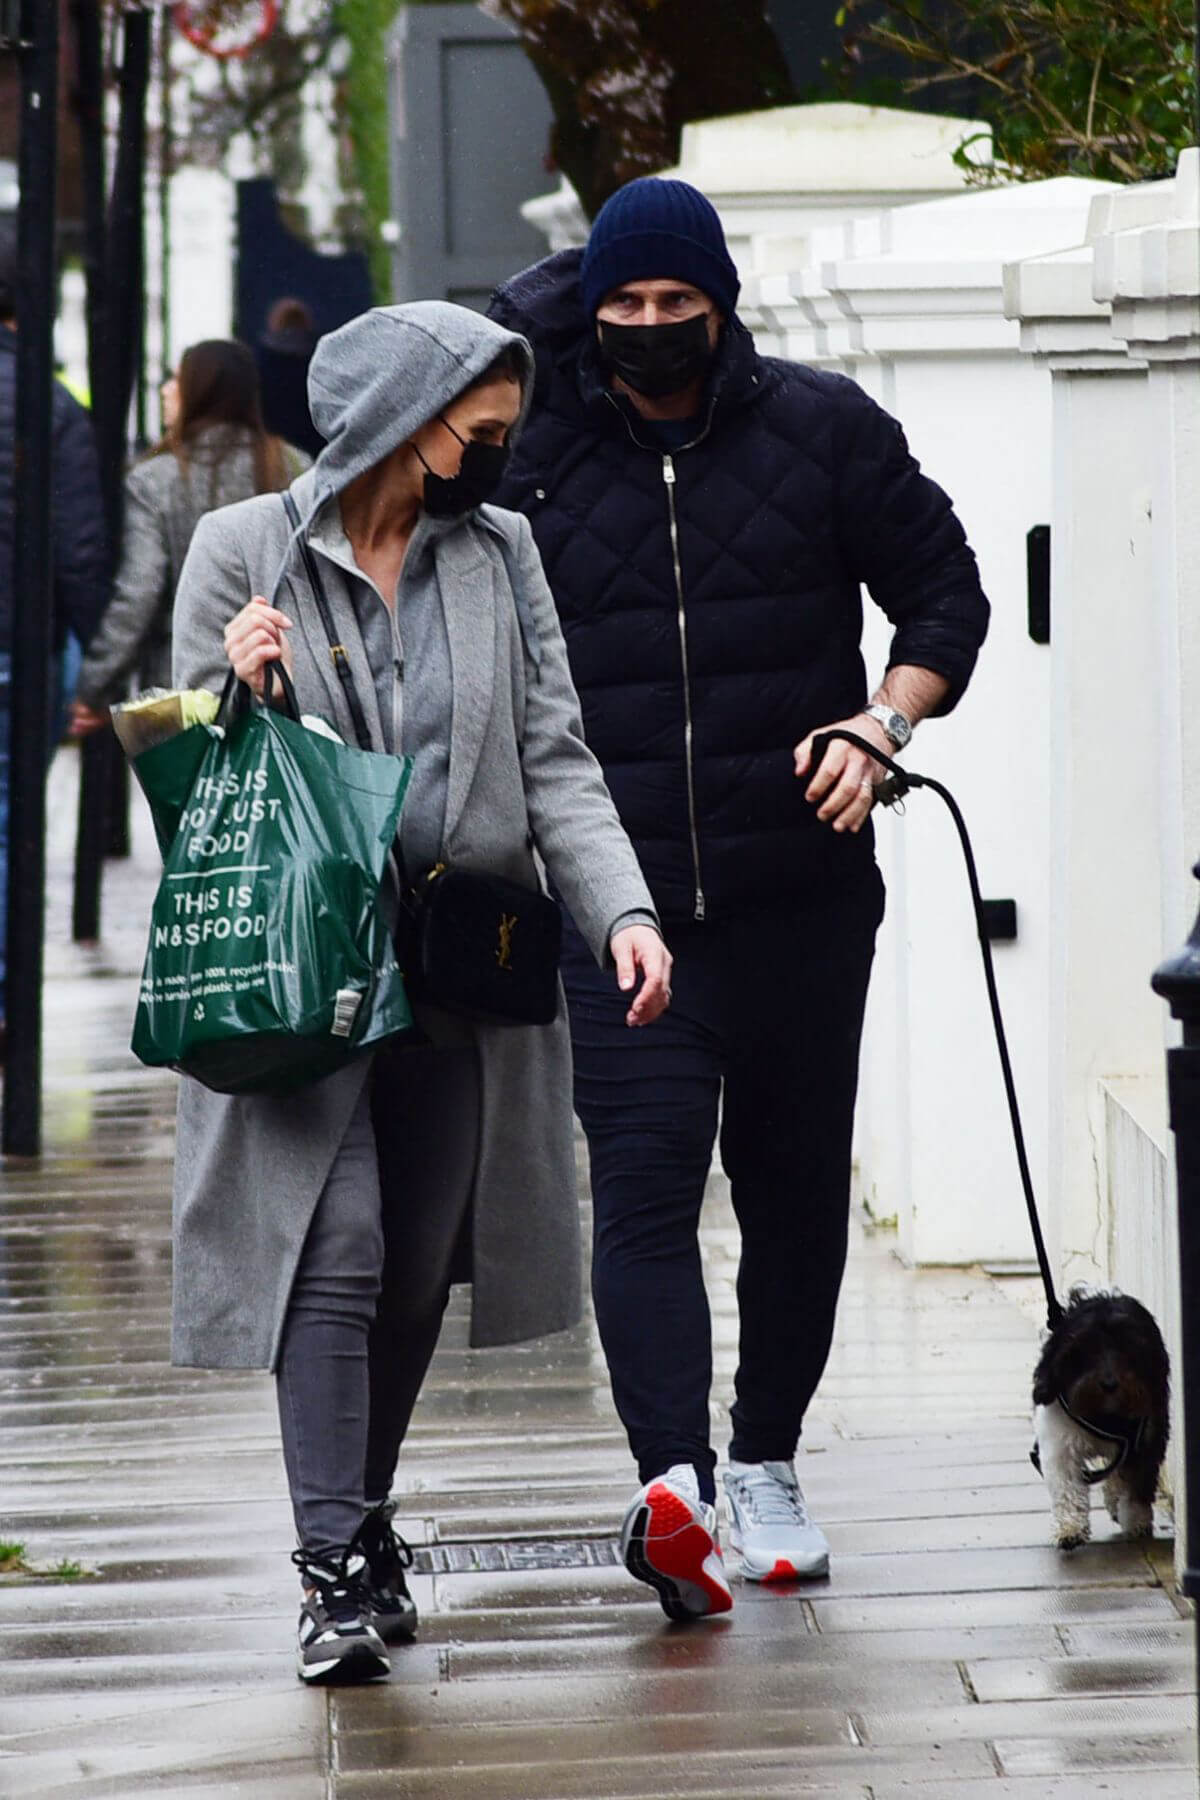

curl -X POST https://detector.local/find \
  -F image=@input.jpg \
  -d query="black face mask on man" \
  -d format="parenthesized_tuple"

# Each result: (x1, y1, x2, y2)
(415, 415, 510, 517)
(597, 312, 715, 400)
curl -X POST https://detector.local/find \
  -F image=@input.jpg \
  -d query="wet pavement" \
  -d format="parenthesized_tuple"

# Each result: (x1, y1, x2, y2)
(0, 746, 1194, 1798)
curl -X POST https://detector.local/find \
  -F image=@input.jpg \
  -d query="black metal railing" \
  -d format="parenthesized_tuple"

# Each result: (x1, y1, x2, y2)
(1151, 862, 1200, 1763)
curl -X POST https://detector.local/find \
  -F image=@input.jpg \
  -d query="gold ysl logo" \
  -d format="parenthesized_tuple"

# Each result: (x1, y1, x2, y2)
(496, 912, 518, 971)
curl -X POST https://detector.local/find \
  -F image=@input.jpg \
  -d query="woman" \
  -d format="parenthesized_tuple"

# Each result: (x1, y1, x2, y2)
(169, 302, 671, 1685)
(69, 339, 308, 734)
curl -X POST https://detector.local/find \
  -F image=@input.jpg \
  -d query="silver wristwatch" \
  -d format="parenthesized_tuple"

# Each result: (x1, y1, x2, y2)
(863, 702, 913, 752)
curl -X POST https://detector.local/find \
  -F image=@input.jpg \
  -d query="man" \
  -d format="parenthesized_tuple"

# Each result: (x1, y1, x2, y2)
(254, 296, 324, 460)
(490, 178, 989, 1620)
(0, 220, 108, 1044)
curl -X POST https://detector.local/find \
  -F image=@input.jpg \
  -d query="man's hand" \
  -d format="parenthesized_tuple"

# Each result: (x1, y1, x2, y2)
(610, 925, 673, 1027)
(794, 712, 894, 834)
(224, 595, 294, 698)
(67, 700, 110, 739)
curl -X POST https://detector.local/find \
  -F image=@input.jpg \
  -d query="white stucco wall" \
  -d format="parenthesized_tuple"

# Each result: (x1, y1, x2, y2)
(1004, 153, 1199, 1549)
(761, 177, 1114, 1267)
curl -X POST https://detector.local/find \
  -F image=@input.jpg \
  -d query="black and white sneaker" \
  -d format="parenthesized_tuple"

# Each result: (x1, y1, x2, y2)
(356, 1499, 419, 1642)
(292, 1546, 390, 1685)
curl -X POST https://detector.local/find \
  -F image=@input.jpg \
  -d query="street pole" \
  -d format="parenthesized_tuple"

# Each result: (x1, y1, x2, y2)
(1151, 866, 1200, 1776)
(158, 0, 172, 401)
(2, 0, 59, 1156)
(72, 3, 151, 942)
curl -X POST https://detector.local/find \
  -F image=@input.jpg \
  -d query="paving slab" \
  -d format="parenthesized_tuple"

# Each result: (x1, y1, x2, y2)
(0, 747, 1192, 1796)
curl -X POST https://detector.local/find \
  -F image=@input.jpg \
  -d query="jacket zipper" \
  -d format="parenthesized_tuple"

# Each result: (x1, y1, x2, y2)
(662, 454, 705, 921)
(604, 392, 716, 923)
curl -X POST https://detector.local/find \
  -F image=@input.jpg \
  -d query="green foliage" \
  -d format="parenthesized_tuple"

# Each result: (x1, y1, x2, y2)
(336, 0, 396, 300)
(0, 1542, 88, 1579)
(486, 1, 796, 216)
(49, 1560, 86, 1582)
(839, 0, 1196, 182)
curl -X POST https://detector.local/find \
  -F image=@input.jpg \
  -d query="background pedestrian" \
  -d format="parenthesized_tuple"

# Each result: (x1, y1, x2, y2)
(69, 337, 310, 736)
(0, 218, 108, 1055)
(254, 296, 324, 460)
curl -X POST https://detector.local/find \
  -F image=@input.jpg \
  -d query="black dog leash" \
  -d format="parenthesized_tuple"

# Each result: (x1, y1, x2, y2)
(811, 729, 1064, 1334)
(812, 731, 1157, 1485)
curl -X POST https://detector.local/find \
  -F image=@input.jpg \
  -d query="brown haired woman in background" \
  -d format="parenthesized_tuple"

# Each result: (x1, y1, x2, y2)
(69, 338, 309, 735)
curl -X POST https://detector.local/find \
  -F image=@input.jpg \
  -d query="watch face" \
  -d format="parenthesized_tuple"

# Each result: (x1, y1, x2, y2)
(887, 711, 911, 745)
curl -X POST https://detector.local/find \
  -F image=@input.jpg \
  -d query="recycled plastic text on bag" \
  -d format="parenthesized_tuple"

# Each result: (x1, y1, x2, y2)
(132, 683, 414, 1094)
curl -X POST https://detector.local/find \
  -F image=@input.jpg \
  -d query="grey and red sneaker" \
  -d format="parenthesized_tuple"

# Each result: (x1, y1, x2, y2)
(722, 1459, 830, 1581)
(356, 1499, 418, 1643)
(292, 1546, 390, 1685)
(620, 1462, 733, 1622)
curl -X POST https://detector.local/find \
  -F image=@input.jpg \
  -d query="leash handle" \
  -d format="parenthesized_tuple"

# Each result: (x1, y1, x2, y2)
(809, 729, 1063, 1331)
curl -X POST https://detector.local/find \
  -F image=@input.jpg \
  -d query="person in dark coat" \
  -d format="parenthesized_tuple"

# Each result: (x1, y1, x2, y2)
(489, 177, 990, 1621)
(0, 219, 108, 1038)
(254, 296, 324, 460)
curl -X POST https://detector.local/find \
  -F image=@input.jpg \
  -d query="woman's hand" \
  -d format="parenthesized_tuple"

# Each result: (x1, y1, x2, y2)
(610, 925, 673, 1028)
(223, 595, 294, 698)
(793, 712, 893, 834)
(67, 700, 110, 739)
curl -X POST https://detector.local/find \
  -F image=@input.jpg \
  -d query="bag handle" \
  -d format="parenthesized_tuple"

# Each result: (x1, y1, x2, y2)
(261, 657, 302, 719)
(281, 491, 374, 752)
(217, 660, 302, 725)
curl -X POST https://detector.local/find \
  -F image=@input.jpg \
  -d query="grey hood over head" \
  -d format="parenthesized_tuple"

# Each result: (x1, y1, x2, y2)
(266, 301, 534, 607)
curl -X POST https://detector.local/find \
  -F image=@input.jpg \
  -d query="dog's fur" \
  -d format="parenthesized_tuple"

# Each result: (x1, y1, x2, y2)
(1031, 1288, 1170, 1550)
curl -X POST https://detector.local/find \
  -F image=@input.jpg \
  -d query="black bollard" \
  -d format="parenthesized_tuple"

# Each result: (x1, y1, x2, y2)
(71, 732, 112, 943)
(2, 0, 59, 1156)
(1151, 862, 1200, 1765)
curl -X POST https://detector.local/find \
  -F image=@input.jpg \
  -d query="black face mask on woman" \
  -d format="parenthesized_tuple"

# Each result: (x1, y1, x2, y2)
(415, 415, 510, 517)
(597, 312, 715, 400)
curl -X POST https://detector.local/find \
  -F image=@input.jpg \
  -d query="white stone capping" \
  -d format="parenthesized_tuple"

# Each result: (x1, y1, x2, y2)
(520, 177, 588, 252)
(669, 101, 993, 198)
(1094, 148, 1200, 363)
(520, 102, 989, 284)
(1004, 246, 1130, 370)
(791, 178, 1113, 364)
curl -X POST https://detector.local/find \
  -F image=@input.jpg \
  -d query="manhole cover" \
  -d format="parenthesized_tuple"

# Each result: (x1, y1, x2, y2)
(412, 1538, 622, 1574)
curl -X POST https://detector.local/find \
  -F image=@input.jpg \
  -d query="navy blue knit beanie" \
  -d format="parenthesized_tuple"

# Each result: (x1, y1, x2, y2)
(580, 178, 740, 319)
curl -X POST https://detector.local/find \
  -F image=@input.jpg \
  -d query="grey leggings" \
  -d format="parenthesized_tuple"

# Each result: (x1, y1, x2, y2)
(275, 1045, 480, 1555)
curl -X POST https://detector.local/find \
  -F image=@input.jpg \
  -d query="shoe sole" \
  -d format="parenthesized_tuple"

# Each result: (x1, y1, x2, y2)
(298, 1640, 390, 1684)
(374, 1608, 419, 1644)
(729, 1530, 829, 1583)
(622, 1481, 733, 1622)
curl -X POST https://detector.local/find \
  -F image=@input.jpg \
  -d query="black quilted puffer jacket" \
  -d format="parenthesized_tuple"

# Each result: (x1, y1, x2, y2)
(489, 251, 990, 924)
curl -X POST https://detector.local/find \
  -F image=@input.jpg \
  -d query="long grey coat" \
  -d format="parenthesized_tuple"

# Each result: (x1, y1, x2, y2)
(169, 475, 655, 1370)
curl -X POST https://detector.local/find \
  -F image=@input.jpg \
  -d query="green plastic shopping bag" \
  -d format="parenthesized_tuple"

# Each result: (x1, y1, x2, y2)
(130, 673, 414, 1094)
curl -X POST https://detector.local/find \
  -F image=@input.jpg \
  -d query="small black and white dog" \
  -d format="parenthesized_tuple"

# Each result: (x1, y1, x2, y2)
(1031, 1287, 1170, 1550)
